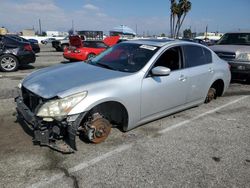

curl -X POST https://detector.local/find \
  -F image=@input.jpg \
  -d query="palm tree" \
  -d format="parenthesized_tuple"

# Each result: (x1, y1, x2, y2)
(176, 0, 192, 37)
(170, 1, 179, 38)
(170, 0, 192, 38)
(170, 0, 176, 38)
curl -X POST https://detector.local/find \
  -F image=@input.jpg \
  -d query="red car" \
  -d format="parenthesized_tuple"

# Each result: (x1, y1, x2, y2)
(63, 36, 120, 61)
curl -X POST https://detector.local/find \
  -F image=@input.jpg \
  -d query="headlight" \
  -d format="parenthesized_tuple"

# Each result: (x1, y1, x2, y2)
(37, 92, 87, 117)
(18, 82, 22, 89)
(18, 79, 23, 89)
(236, 53, 250, 61)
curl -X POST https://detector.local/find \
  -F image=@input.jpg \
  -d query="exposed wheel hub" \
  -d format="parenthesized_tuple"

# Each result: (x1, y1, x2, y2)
(80, 113, 112, 144)
(205, 88, 216, 103)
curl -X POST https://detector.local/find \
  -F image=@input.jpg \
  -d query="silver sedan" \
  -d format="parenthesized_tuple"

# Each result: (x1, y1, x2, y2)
(15, 39, 231, 153)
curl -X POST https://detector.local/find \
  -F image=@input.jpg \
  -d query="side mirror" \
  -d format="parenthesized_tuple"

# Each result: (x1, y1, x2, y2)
(151, 66, 171, 76)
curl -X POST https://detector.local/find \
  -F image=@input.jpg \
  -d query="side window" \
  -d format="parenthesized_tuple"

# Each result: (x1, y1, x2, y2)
(203, 47, 212, 63)
(96, 42, 108, 48)
(154, 47, 182, 71)
(83, 41, 94, 48)
(183, 45, 207, 68)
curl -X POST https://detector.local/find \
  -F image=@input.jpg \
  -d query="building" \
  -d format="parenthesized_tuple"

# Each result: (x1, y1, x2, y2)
(76, 30, 103, 40)
(110, 25, 136, 38)
(195, 32, 224, 41)
(46, 31, 68, 37)
(22, 29, 35, 36)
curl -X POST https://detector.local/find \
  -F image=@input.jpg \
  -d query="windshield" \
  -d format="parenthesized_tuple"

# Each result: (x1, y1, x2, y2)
(217, 33, 250, 45)
(89, 42, 159, 73)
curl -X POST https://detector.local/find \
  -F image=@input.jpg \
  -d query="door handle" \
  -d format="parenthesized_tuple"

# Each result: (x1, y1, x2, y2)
(208, 68, 214, 73)
(179, 75, 187, 82)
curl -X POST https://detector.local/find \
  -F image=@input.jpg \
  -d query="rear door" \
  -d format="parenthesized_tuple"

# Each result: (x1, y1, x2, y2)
(182, 45, 214, 102)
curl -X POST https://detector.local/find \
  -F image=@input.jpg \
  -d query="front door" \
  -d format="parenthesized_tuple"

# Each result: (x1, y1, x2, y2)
(141, 46, 189, 119)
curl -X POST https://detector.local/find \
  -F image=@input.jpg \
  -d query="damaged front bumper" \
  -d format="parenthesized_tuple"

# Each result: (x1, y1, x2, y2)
(15, 96, 86, 153)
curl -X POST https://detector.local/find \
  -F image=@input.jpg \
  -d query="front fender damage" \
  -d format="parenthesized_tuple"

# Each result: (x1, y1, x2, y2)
(34, 113, 86, 154)
(15, 94, 86, 154)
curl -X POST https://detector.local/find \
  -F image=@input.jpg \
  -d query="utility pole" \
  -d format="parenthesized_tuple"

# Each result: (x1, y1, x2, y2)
(39, 19, 42, 35)
(205, 25, 208, 39)
(72, 20, 74, 34)
(135, 24, 137, 36)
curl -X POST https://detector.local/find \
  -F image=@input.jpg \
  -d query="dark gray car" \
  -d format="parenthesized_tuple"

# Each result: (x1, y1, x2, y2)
(210, 32, 250, 81)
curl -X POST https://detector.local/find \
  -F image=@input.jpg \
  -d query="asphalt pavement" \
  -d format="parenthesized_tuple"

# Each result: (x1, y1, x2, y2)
(0, 45, 249, 188)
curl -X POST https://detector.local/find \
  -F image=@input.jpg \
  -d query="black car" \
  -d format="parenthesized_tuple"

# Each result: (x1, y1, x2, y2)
(7, 35, 40, 53)
(0, 35, 36, 72)
(52, 36, 69, 51)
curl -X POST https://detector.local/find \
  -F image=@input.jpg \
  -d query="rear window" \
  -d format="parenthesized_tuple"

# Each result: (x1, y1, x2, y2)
(183, 45, 211, 68)
(2, 36, 17, 45)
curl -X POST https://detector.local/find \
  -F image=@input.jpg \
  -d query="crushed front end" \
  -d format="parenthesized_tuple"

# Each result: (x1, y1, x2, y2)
(15, 86, 86, 153)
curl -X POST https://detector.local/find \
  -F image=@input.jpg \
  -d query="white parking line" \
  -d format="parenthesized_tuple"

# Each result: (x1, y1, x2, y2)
(68, 144, 132, 173)
(29, 95, 249, 188)
(158, 96, 249, 134)
(29, 144, 132, 188)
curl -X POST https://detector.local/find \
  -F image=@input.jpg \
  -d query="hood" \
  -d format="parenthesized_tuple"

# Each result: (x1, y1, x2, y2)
(209, 45, 250, 53)
(103, 36, 120, 47)
(69, 35, 83, 48)
(22, 63, 129, 99)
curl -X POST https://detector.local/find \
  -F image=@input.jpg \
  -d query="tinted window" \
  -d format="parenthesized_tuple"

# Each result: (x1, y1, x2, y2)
(84, 41, 96, 48)
(183, 45, 208, 68)
(2, 36, 17, 45)
(95, 42, 108, 48)
(203, 48, 212, 63)
(154, 47, 182, 71)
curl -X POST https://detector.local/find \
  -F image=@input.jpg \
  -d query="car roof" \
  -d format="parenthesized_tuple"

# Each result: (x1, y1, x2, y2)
(124, 39, 193, 47)
(225, 31, 250, 34)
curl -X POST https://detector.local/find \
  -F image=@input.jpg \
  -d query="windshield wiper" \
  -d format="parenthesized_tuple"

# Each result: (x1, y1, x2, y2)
(95, 62, 116, 70)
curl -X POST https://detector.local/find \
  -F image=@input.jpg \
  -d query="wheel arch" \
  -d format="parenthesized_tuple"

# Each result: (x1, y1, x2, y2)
(210, 79, 225, 97)
(82, 100, 129, 131)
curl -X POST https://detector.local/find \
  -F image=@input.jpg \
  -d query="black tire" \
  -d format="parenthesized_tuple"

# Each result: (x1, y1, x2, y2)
(87, 53, 96, 60)
(0, 54, 19, 72)
(61, 44, 68, 51)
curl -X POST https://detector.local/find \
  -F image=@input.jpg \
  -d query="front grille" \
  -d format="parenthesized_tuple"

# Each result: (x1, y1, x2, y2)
(22, 87, 43, 113)
(215, 51, 236, 61)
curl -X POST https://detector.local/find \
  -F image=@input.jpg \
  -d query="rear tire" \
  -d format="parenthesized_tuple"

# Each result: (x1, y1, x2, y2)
(0, 54, 19, 72)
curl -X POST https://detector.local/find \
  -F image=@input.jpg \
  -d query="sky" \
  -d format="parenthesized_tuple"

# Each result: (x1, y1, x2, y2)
(0, 0, 250, 35)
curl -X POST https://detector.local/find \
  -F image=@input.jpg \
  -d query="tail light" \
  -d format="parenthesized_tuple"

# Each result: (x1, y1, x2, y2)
(24, 44, 33, 51)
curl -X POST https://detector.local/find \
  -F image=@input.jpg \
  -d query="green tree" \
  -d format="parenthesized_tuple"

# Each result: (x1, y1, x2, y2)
(183, 28, 192, 38)
(160, 33, 166, 37)
(170, 0, 192, 38)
